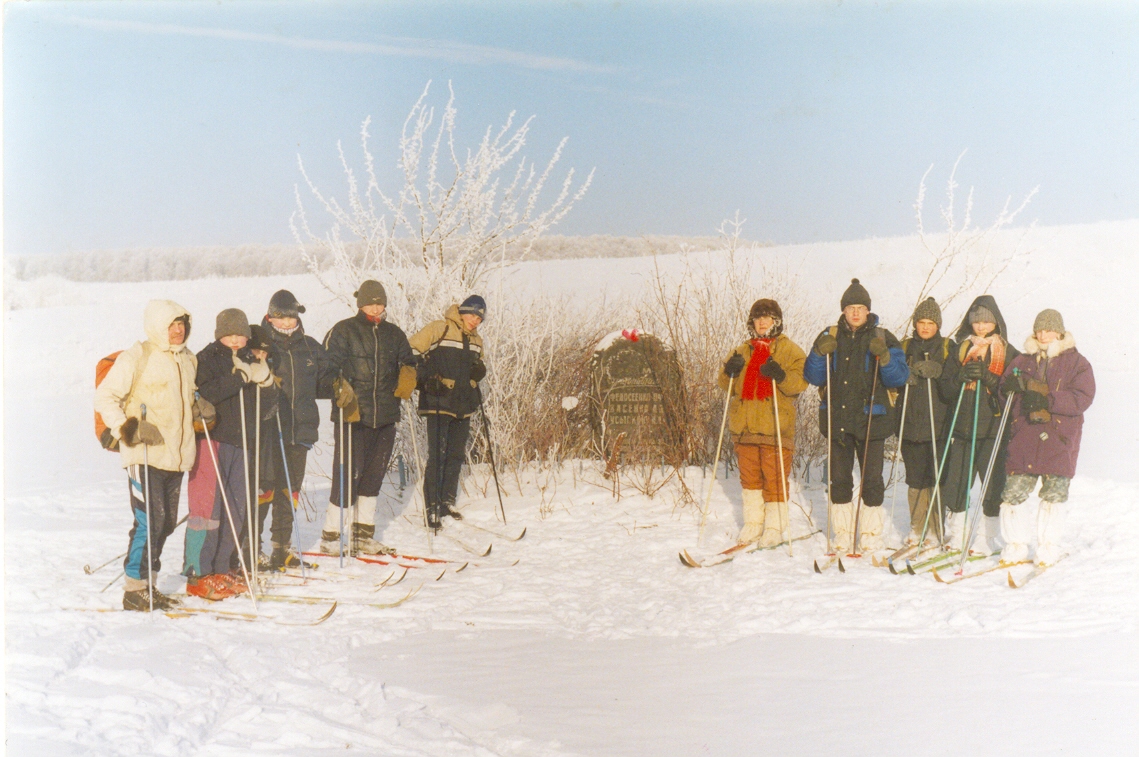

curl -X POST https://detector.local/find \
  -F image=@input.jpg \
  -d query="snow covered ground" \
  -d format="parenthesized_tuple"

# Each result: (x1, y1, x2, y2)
(6, 222, 1139, 755)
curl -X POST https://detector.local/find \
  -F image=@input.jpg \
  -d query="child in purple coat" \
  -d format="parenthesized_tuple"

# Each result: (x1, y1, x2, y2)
(998, 309, 1096, 566)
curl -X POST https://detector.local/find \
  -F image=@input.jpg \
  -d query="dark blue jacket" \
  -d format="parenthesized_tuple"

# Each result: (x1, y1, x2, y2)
(804, 314, 909, 440)
(263, 317, 335, 447)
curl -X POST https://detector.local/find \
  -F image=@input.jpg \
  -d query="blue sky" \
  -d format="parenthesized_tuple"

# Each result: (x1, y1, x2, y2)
(5, 1, 1137, 256)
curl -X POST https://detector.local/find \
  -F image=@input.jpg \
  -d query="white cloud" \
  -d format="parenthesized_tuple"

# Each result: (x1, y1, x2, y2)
(64, 16, 620, 75)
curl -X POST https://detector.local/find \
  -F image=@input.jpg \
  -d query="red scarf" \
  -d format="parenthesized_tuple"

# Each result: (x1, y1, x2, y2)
(740, 339, 775, 402)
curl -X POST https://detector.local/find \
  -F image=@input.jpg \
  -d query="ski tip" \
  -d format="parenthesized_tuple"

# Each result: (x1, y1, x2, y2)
(455, 562, 469, 573)
(837, 558, 846, 573)
(482, 544, 492, 557)
(515, 527, 527, 540)
(933, 569, 945, 583)
(813, 559, 822, 573)
(679, 550, 699, 568)
(1007, 571, 1017, 589)
(435, 569, 446, 581)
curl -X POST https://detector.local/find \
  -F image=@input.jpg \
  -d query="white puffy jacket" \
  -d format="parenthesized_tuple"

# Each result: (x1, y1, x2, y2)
(94, 300, 198, 472)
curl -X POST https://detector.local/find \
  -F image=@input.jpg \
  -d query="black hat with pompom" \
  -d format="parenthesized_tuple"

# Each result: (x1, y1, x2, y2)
(840, 278, 871, 310)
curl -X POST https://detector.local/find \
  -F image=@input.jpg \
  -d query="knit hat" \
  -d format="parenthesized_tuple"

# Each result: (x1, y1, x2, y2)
(1033, 308, 1065, 334)
(458, 294, 487, 320)
(355, 280, 387, 308)
(968, 305, 997, 325)
(912, 297, 942, 329)
(268, 289, 305, 319)
(841, 278, 871, 310)
(215, 308, 252, 340)
(248, 324, 273, 352)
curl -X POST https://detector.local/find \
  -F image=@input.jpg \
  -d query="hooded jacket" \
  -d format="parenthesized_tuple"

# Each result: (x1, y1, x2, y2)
(939, 295, 1021, 439)
(409, 304, 485, 419)
(803, 313, 910, 440)
(323, 310, 416, 428)
(263, 316, 335, 446)
(1003, 331, 1095, 478)
(94, 300, 198, 472)
(718, 334, 807, 448)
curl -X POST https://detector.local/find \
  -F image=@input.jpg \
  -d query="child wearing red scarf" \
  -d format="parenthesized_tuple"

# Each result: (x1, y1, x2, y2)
(719, 299, 807, 547)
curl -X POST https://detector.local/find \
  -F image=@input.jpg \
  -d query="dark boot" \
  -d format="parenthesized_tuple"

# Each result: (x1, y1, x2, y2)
(426, 502, 443, 531)
(123, 590, 152, 612)
(441, 500, 463, 521)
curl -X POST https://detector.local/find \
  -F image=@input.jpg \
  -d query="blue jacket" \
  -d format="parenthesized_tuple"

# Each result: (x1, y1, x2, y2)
(804, 314, 909, 440)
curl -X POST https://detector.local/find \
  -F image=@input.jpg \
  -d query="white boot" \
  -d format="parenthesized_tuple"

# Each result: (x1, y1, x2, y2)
(758, 499, 788, 548)
(1035, 501, 1067, 566)
(999, 502, 1033, 565)
(830, 502, 855, 554)
(737, 489, 765, 545)
(970, 515, 1001, 556)
(945, 510, 967, 551)
(857, 505, 886, 552)
(352, 495, 395, 555)
(320, 502, 353, 555)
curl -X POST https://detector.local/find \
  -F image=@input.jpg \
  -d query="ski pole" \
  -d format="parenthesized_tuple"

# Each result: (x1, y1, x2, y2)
(140, 404, 154, 613)
(348, 415, 354, 556)
(825, 357, 834, 554)
(239, 389, 256, 594)
(477, 389, 507, 524)
(338, 404, 345, 568)
(886, 382, 910, 535)
(850, 357, 880, 557)
(86, 514, 189, 575)
(275, 407, 305, 580)
(254, 384, 261, 577)
(958, 387, 1016, 571)
(699, 375, 734, 543)
(958, 374, 983, 558)
(771, 376, 791, 556)
(197, 392, 257, 611)
(918, 380, 966, 547)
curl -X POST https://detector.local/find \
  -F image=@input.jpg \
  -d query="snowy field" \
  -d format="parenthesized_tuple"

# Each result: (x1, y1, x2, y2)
(6, 221, 1139, 755)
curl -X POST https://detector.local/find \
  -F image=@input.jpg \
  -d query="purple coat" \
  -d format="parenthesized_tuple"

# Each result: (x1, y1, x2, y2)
(1003, 332, 1095, 478)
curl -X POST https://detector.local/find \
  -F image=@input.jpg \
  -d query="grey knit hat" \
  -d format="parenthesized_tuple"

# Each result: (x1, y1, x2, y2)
(912, 297, 942, 329)
(841, 278, 871, 310)
(355, 280, 387, 308)
(268, 289, 305, 319)
(968, 305, 997, 325)
(215, 308, 252, 340)
(1033, 308, 1065, 334)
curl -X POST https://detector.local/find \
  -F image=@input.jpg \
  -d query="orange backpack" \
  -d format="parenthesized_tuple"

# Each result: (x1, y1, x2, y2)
(95, 343, 153, 450)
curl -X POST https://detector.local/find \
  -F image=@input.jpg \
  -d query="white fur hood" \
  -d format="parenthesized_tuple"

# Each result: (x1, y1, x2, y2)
(1023, 331, 1076, 358)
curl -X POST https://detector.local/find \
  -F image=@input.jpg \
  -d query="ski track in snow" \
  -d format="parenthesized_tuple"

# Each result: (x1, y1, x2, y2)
(6, 221, 1139, 755)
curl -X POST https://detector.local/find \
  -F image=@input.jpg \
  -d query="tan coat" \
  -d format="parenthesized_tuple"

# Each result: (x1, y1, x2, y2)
(717, 334, 807, 449)
(94, 300, 198, 472)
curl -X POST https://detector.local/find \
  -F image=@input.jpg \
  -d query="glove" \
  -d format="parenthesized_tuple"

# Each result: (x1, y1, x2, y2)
(868, 337, 890, 365)
(1022, 390, 1049, 413)
(233, 354, 272, 386)
(423, 374, 450, 397)
(394, 365, 417, 400)
(470, 358, 487, 383)
(911, 359, 942, 380)
(960, 360, 986, 381)
(332, 377, 357, 409)
(979, 369, 1000, 390)
(814, 333, 837, 356)
(193, 397, 217, 433)
(759, 356, 786, 383)
(1002, 372, 1026, 394)
(120, 417, 164, 447)
(1025, 378, 1049, 396)
(723, 353, 746, 378)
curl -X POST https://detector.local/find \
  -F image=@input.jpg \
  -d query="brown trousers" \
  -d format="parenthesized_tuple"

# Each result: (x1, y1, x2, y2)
(735, 443, 793, 502)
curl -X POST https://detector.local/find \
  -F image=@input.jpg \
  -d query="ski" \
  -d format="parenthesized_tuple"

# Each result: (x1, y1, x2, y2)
(905, 549, 961, 575)
(1008, 554, 1069, 589)
(890, 544, 943, 574)
(258, 586, 421, 609)
(813, 555, 838, 573)
(680, 531, 821, 568)
(69, 601, 338, 625)
(932, 555, 1021, 584)
(456, 520, 526, 542)
(436, 529, 492, 556)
